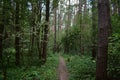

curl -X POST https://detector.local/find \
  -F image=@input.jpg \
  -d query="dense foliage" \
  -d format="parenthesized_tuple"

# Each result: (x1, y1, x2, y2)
(0, 0, 120, 80)
(61, 27, 80, 54)
(108, 34, 120, 80)
(107, 15, 120, 80)
(0, 54, 96, 80)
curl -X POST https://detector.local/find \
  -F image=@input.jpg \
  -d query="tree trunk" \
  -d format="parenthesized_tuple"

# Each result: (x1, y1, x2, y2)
(53, 8, 57, 53)
(118, 0, 120, 16)
(42, 0, 50, 63)
(0, 22, 4, 61)
(37, 1, 42, 60)
(30, 2, 36, 56)
(15, 2, 20, 66)
(96, 0, 111, 80)
(57, 7, 61, 52)
(40, 25, 44, 60)
(79, 0, 83, 55)
(91, 0, 97, 60)
(0, 0, 4, 61)
(112, 1, 117, 15)
(84, 0, 87, 15)
(64, 0, 70, 53)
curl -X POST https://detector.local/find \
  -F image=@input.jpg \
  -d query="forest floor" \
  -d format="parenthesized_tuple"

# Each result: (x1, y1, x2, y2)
(57, 55, 69, 80)
(0, 53, 96, 80)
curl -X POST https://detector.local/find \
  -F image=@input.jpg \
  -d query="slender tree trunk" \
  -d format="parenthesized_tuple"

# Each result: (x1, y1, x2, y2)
(30, 2, 36, 56)
(53, 8, 57, 53)
(91, 0, 97, 60)
(58, 8, 61, 52)
(79, 0, 82, 55)
(118, 0, 120, 16)
(40, 25, 44, 59)
(68, 0, 70, 27)
(84, 0, 87, 15)
(64, 0, 70, 53)
(68, 0, 71, 53)
(36, 1, 42, 59)
(0, 22, 4, 61)
(96, 0, 111, 80)
(15, 2, 20, 66)
(0, 0, 4, 61)
(113, 1, 117, 15)
(42, 0, 50, 63)
(0, 1, 7, 79)
(81, 0, 87, 55)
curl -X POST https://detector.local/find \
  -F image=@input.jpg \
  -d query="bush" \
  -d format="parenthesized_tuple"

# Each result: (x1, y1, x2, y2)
(108, 33, 120, 80)
(65, 55, 96, 80)
(61, 26, 80, 54)
(5, 54, 59, 80)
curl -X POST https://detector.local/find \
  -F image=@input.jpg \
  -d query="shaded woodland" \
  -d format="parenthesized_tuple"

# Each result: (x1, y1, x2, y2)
(0, 0, 120, 80)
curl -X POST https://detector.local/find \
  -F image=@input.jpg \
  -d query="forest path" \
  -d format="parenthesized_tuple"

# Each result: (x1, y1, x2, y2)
(57, 55, 69, 80)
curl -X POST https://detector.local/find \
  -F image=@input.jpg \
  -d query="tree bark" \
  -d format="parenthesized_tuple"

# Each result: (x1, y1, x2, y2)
(37, 1, 42, 60)
(96, 0, 111, 80)
(64, 0, 71, 53)
(118, 0, 120, 16)
(30, 2, 36, 57)
(42, 0, 50, 63)
(91, 0, 97, 60)
(0, 22, 4, 61)
(40, 25, 44, 60)
(112, 1, 117, 15)
(84, 0, 87, 15)
(0, 0, 4, 61)
(15, 2, 20, 66)
(79, 0, 83, 55)
(53, 8, 57, 53)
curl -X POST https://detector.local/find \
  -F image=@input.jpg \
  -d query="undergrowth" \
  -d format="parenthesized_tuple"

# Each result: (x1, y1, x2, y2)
(0, 54, 96, 80)
(63, 54, 96, 80)
(3, 54, 59, 80)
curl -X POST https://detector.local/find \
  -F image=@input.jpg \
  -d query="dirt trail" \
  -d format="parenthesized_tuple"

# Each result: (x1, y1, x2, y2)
(57, 55, 69, 80)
